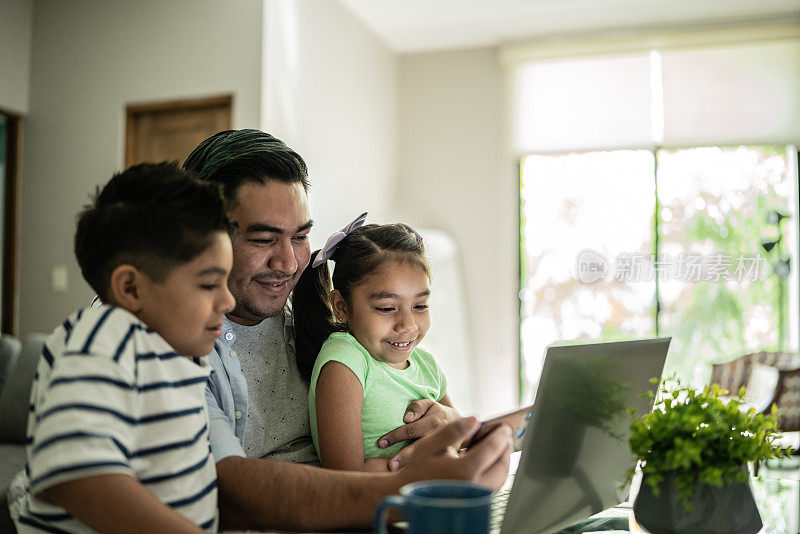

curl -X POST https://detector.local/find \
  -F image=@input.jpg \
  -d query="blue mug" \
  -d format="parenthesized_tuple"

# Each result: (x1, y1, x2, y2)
(373, 480, 493, 534)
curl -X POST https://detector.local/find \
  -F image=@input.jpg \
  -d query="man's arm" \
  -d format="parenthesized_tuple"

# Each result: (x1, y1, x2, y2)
(205, 379, 247, 460)
(205, 344, 248, 461)
(216, 417, 512, 531)
(42, 475, 204, 534)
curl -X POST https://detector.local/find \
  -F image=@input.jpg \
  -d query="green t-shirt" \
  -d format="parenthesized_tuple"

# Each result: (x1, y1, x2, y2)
(309, 332, 447, 460)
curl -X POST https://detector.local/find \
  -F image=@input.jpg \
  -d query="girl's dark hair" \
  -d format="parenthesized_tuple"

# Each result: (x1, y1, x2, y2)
(293, 223, 430, 381)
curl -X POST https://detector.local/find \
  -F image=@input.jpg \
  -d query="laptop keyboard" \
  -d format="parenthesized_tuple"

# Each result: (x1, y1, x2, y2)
(489, 471, 516, 534)
(489, 485, 512, 533)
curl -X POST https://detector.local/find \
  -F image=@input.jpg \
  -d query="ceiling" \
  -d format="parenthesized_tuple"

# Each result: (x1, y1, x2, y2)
(339, 0, 800, 53)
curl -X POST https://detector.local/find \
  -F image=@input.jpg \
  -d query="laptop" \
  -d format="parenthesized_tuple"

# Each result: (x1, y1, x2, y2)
(494, 338, 670, 534)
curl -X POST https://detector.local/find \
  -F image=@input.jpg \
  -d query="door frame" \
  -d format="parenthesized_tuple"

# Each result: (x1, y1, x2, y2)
(0, 107, 21, 335)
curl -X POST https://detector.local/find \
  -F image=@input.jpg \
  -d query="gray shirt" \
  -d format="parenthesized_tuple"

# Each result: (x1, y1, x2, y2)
(230, 314, 318, 464)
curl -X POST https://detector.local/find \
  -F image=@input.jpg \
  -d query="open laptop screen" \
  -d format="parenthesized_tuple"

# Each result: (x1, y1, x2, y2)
(500, 338, 670, 534)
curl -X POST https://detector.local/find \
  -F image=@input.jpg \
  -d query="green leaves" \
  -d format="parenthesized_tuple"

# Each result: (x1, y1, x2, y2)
(629, 377, 792, 506)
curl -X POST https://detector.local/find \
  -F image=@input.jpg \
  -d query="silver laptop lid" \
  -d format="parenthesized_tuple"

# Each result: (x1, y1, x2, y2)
(500, 338, 670, 534)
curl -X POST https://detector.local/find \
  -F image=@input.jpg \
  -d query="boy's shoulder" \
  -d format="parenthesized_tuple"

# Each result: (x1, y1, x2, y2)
(52, 304, 171, 366)
(63, 304, 143, 344)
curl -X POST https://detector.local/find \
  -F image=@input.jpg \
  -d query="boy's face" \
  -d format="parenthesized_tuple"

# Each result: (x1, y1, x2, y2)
(137, 232, 235, 356)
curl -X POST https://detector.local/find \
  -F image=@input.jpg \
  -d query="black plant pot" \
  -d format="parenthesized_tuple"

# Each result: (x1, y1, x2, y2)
(633, 471, 762, 534)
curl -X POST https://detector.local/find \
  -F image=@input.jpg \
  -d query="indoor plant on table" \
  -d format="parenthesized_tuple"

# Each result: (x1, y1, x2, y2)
(628, 379, 791, 534)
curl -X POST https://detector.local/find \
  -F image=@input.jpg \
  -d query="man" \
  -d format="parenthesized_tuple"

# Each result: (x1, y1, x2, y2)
(182, 129, 512, 530)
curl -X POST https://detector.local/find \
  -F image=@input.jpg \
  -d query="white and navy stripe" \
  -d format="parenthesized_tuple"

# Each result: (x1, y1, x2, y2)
(16, 305, 218, 533)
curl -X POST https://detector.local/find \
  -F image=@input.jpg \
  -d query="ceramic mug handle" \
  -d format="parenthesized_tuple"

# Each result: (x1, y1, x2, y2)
(373, 495, 406, 534)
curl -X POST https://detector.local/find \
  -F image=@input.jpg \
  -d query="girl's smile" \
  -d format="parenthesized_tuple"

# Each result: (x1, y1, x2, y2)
(387, 339, 416, 350)
(332, 258, 431, 369)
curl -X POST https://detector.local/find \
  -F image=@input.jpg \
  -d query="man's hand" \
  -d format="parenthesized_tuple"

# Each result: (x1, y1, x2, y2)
(397, 416, 513, 491)
(378, 399, 459, 450)
(380, 398, 460, 471)
(213, 418, 512, 531)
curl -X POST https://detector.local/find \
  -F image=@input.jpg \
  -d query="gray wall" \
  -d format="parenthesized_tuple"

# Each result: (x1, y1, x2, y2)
(20, 0, 264, 335)
(263, 0, 398, 246)
(397, 48, 518, 414)
(9, 0, 515, 415)
(0, 0, 33, 114)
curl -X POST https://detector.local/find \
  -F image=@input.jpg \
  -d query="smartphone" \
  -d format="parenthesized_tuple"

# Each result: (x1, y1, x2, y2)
(465, 404, 533, 451)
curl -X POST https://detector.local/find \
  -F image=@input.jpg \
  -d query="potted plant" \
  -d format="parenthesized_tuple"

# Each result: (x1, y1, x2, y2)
(628, 379, 791, 534)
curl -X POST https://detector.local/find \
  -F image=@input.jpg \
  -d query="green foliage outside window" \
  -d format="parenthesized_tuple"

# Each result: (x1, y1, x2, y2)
(657, 146, 791, 382)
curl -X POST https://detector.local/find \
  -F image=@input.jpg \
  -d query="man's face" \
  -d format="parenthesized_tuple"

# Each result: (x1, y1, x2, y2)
(227, 180, 312, 325)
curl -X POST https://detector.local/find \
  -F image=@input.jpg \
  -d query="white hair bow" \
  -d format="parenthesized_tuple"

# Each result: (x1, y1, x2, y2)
(311, 212, 368, 268)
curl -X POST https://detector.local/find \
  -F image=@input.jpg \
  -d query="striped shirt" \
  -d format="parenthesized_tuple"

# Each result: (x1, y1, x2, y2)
(15, 305, 218, 533)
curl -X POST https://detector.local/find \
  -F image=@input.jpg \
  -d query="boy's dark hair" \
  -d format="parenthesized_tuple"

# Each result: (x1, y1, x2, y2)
(293, 223, 430, 381)
(182, 129, 309, 206)
(75, 162, 230, 302)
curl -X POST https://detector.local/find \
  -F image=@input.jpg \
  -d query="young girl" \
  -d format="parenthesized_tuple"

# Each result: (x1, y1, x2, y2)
(293, 214, 454, 472)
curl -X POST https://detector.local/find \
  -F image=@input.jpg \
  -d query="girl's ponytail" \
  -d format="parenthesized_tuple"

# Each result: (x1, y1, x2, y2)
(293, 250, 341, 381)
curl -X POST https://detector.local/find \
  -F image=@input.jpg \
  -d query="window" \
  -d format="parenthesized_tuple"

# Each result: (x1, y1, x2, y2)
(513, 37, 800, 400)
(519, 150, 655, 398)
(520, 145, 798, 399)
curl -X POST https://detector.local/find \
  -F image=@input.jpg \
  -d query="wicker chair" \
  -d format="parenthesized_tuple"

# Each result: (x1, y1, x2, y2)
(773, 367, 800, 432)
(710, 352, 800, 432)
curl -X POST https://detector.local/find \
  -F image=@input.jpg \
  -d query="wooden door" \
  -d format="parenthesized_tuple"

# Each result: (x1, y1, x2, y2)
(125, 95, 232, 167)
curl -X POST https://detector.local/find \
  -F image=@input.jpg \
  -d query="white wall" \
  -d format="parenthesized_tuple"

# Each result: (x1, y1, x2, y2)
(262, 2, 514, 414)
(397, 48, 518, 416)
(0, 0, 33, 114)
(262, 0, 397, 246)
(16, 0, 513, 417)
(19, 0, 263, 335)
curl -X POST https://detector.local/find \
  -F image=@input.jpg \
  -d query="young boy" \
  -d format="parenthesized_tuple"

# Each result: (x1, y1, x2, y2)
(12, 163, 235, 533)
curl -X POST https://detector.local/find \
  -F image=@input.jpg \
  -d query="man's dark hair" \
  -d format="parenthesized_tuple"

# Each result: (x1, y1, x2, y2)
(75, 162, 230, 302)
(182, 129, 309, 206)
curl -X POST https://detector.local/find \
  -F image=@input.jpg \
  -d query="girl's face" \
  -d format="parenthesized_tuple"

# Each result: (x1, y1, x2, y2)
(332, 259, 430, 369)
